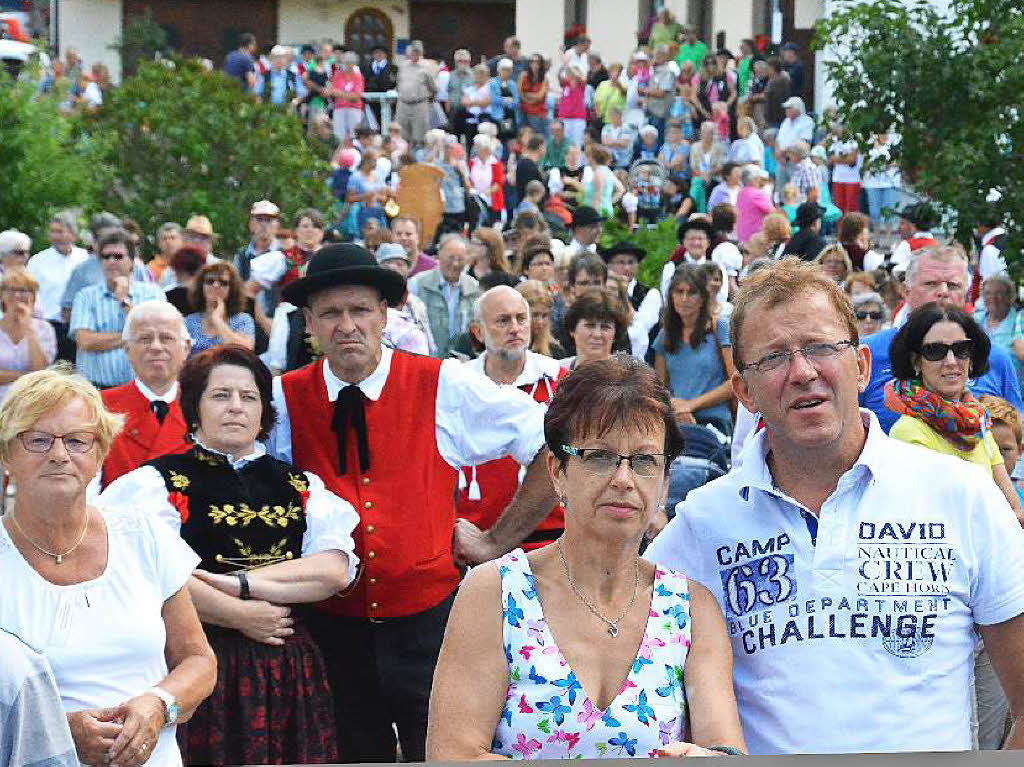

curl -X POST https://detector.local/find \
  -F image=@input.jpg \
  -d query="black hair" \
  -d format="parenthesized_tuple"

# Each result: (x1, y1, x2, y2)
(180, 345, 277, 440)
(888, 302, 991, 381)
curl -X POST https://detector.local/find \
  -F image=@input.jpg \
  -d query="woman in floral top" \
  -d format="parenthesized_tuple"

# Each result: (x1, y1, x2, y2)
(427, 356, 745, 759)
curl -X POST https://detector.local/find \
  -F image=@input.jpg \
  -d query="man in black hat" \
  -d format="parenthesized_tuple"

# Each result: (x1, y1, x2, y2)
(603, 241, 662, 359)
(660, 218, 728, 306)
(566, 205, 603, 258)
(267, 243, 557, 763)
(782, 202, 826, 261)
(362, 43, 398, 126)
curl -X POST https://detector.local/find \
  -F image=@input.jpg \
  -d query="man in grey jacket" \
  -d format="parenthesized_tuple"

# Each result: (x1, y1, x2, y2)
(408, 234, 480, 358)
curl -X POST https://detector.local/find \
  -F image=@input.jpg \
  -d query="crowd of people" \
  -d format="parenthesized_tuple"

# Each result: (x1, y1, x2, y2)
(1, 8, 1023, 767)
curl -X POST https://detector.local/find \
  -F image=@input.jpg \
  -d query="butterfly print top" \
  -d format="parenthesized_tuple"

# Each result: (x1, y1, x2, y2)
(492, 549, 692, 759)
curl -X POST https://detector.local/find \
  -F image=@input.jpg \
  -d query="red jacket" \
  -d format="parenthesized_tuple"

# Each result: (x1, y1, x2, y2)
(470, 155, 505, 212)
(101, 382, 190, 489)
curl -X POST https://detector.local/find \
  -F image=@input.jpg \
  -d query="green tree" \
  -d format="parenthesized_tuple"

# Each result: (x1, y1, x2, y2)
(817, 0, 1022, 268)
(109, 7, 169, 77)
(80, 57, 333, 258)
(0, 75, 99, 247)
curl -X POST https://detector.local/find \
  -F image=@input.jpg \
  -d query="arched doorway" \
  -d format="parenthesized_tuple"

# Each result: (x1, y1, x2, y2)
(344, 8, 393, 56)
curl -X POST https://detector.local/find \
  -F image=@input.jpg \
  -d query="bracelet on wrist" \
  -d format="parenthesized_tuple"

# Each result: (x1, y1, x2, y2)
(236, 572, 251, 600)
(707, 745, 744, 756)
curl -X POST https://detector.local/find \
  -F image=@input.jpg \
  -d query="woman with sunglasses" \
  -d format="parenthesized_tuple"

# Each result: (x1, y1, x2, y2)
(887, 302, 1024, 519)
(184, 262, 255, 355)
(850, 291, 888, 338)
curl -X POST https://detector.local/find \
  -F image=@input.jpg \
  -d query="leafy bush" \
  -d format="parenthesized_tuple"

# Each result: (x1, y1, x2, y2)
(80, 57, 334, 257)
(818, 0, 1022, 268)
(110, 7, 169, 77)
(599, 217, 679, 289)
(0, 75, 99, 247)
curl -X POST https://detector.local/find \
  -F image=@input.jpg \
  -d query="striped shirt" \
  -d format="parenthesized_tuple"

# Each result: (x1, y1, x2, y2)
(69, 281, 166, 386)
(60, 255, 151, 312)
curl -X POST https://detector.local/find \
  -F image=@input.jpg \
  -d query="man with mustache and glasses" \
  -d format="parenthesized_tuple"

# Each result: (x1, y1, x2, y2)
(646, 258, 1024, 755)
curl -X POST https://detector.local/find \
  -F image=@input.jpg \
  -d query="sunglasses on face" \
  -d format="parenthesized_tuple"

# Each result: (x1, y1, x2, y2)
(855, 310, 884, 321)
(100, 252, 128, 261)
(919, 340, 973, 362)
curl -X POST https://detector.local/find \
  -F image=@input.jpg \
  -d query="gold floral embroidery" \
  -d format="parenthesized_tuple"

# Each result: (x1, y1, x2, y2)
(195, 450, 223, 467)
(287, 473, 308, 493)
(207, 502, 302, 528)
(168, 470, 190, 490)
(218, 538, 294, 570)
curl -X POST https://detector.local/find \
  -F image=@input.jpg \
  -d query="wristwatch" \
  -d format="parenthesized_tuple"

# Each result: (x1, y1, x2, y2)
(147, 686, 179, 726)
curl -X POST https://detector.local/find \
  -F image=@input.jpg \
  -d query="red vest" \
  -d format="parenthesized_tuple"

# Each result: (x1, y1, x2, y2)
(456, 366, 566, 550)
(281, 353, 459, 618)
(101, 382, 190, 489)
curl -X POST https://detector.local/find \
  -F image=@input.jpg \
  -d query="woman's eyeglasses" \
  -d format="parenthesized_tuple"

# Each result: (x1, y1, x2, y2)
(562, 445, 666, 477)
(919, 340, 973, 362)
(100, 252, 128, 261)
(204, 278, 230, 287)
(18, 431, 97, 454)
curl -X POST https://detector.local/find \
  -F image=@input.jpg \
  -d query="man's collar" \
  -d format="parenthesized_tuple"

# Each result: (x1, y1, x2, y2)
(323, 345, 392, 403)
(470, 350, 560, 387)
(135, 379, 178, 403)
(735, 409, 882, 500)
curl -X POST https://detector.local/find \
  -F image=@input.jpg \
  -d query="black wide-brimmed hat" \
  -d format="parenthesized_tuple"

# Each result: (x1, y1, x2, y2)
(600, 241, 647, 262)
(897, 201, 939, 231)
(677, 218, 714, 242)
(281, 243, 405, 308)
(794, 202, 825, 228)
(572, 206, 603, 229)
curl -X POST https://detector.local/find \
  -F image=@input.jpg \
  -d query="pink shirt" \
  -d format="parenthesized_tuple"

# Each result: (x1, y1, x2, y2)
(557, 81, 586, 119)
(736, 185, 775, 243)
(331, 70, 364, 110)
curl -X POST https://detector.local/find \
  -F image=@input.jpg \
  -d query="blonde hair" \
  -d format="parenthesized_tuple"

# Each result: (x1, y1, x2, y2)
(815, 243, 853, 281)
(0, 365, 124, 461)
(0, 270, 39, 295)
(516, 279, 554, 356)
(731, 257, 858, 370)
(781, 183, 800, 205)
(981, 395, 1023, 445)
(760, 213, 792, 247)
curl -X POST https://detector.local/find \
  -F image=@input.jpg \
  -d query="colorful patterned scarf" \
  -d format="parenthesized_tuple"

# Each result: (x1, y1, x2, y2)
(884, 378, 990, 451)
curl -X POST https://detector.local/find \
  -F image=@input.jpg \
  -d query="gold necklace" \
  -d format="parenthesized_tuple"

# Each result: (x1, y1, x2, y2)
(557, 539, 640, 638)
(9, 509, 91, 565)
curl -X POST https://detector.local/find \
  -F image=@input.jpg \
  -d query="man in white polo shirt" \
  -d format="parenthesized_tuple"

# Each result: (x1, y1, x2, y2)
(646, 257, 1024, 754)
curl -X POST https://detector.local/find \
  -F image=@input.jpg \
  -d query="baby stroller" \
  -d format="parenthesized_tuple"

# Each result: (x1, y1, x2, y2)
(628, 159, 669, 226)
(664, 424, 730, 516)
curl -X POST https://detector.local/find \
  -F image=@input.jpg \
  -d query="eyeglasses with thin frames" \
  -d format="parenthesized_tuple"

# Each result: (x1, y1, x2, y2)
(18, 431, 97, 454)
(562, 445, 666, 478)
(739, 340, 856, 375)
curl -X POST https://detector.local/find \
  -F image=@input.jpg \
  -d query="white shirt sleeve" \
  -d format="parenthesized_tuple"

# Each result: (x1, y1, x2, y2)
(100, 466, 184, 535)
(137, 510, 201, 599)
(299, 471, 360, 582)
(967, 467, 1024, 625)
(660, 261, 675, 300)
(634, 288, 662, 336)
(266, 376, 293, 464)
(435, 358, 546, 468)
(979, 245, 1007, 281)
(249, 250, 288, 289)
(730, 404, 758, 468)
(628, 321, 649, 360)
(266, 304, 295, 373)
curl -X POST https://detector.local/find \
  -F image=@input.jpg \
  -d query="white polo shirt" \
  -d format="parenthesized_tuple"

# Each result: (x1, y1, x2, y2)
(646, 410, 1024, 755)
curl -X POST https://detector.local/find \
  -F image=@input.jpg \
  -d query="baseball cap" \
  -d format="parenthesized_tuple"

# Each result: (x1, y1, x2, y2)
(250, 200, 281, 218)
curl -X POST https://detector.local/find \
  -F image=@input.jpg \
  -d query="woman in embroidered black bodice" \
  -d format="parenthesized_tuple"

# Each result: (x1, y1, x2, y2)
(101, 345, 360, 765)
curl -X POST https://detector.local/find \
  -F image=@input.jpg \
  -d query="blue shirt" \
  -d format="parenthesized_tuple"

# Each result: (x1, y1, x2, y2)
(61, 257, 150, 312)
(224, 50, 255, 88)
(860, 326, 1024, 432)
(185, 312, 255, 355)
(653, 317, 733, 435)
(69, 281, 166, 386)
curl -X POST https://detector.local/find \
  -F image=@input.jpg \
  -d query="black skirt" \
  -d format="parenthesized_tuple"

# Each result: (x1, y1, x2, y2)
(179, 622, 339, 765)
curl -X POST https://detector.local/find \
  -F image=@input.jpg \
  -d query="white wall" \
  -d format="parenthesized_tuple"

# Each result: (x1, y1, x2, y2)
(59, 0, 123, 82)
(516, 0, 565, 65)
(587, 0, 641, 68)
(711, 0, 753, 52)
(277, 0, 410, 51)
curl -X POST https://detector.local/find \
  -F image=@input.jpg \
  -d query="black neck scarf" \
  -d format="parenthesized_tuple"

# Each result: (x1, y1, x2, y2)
(332, 385, 370, 475)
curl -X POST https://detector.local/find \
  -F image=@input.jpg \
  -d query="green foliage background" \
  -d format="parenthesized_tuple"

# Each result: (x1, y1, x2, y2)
(79, 58, 334, 258)
(817, 0, 1022, 268)
(0, 75, 99, 245)
(600, 218, 679, 289)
